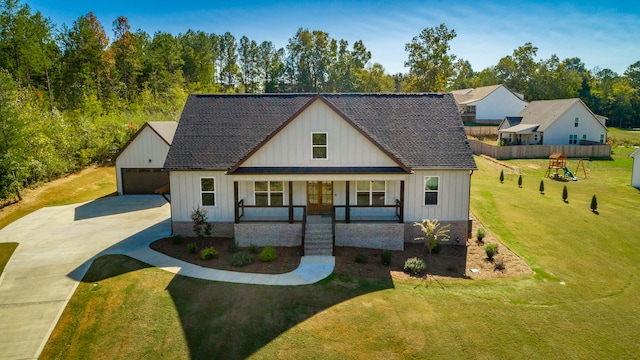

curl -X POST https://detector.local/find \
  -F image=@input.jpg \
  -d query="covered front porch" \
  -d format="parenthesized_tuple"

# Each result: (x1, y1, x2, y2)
(230, 173, 407, 253)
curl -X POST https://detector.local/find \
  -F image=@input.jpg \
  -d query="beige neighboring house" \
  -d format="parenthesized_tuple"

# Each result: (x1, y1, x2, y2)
(631, 148, 640, 188)
(498, 98, 607, 146)
(451, 84, 528, 123)
(114, 121, 178, 195)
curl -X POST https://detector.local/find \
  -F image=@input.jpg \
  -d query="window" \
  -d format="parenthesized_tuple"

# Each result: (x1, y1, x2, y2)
(356, 181, 386, 206)
(201, 178, 215, 206)
(600, 134, 605, 143)
(424, 176, 439, 206)
(582, 134, 587, 141)
(575, 117, 579, 127)
(254, 181, 283, 206)
(312, 132, 328, 159)
(569, 134, 578, 144)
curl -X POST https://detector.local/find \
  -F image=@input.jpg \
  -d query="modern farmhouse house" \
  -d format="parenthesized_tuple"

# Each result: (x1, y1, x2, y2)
(498, 98, 607, 146)
(451, 84, 528, 123)
(163, 93, 476, 252)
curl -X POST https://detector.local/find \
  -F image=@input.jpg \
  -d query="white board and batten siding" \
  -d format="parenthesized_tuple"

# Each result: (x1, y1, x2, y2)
(115, 126, 171, 195)
(404, 170, 470, 222)
(241, 100, 398, 168)
(171, 171, 236, 222)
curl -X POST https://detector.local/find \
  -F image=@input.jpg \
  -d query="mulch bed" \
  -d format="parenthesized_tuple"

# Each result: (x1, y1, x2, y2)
(150, 218, 533, 280)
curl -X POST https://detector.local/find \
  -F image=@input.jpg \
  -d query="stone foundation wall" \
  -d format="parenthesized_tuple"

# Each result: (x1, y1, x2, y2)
(234, 223, 302, 247)
(172, 221, 234, 238)
(335, 223, 404, 250)
(404, 220, 468, 246)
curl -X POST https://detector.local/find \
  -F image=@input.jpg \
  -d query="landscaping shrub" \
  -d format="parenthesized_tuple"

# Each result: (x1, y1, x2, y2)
(227, 242, 238, 253)
(518, 174, 522, 188)
(539, 179, 545, 194)
(477, 228, 486, 242)
(381, 250, 392, 265)
(187, 242, 197, 254)
(403, 257, 426, 275)
(200, 247, 219, 260)
(248, 243, 259, 254)
(231, 252, 254, 267)
(485, 244, 498, 260)
(499, 169, 504, 183)
(191, 206, 212, 238)
(431, 241, 441, 254)
(170, 234, 183, 245)
(259, 246, 277, 262)
(355, 253, 368, 263)
(562, 185, 568, 202)
(591, 194, 598, 212)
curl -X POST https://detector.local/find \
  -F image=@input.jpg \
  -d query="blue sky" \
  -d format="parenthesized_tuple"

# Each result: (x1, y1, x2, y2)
(26, 0, 640, 75)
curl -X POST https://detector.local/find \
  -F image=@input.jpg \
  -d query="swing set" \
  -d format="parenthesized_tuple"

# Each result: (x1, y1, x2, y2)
(544, 153, 588, 180)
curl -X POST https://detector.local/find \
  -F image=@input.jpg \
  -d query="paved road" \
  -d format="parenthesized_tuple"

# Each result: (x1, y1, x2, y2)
(0, 196, 170, 360)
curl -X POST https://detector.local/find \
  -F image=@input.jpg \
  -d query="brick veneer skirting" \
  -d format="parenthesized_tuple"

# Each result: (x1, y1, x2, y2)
(234, 223, 302, 247)
(335, 223, 405, 250)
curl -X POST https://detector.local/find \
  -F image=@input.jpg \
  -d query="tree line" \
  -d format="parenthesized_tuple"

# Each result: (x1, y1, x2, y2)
(1, 0, 639, 201)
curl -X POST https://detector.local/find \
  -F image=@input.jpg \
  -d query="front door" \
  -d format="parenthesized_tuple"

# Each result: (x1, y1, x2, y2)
(307, 181, 333, 215)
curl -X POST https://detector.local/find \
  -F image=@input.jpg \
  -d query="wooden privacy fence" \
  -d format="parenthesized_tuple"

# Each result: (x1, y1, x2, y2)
(468, 139, 611, 159)
(464, 126, 499, 137)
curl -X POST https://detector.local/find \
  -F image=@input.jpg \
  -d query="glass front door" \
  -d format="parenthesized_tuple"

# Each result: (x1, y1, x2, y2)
(307, 181, 333, 215)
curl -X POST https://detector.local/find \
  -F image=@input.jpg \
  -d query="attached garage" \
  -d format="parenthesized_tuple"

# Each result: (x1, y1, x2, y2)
(114, 121, 178, 195)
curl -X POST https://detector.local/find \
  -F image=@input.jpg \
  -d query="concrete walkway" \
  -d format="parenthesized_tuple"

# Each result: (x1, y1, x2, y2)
(0, 195, 334, 360)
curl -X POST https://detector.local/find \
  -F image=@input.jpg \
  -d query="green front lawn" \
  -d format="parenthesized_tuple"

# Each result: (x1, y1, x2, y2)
(40, 145, 640, 359)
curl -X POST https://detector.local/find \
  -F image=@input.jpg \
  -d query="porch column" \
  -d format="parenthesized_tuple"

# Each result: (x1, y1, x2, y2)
(399, 180, 405, 223)
(345, 181, 350, 223)
(234, 181, 239, 224)
(288, 181, 293, 224)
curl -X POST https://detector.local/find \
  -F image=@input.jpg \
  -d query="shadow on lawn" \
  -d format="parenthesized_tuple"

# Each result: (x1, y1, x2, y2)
(80, 254, 392, 359)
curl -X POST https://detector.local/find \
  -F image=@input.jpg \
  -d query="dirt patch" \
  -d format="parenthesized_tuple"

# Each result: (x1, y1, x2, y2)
(150, 214, 533, 281)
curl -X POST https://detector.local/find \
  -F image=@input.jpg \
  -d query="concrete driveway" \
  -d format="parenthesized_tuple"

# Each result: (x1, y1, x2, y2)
(0, 195, 170, 360)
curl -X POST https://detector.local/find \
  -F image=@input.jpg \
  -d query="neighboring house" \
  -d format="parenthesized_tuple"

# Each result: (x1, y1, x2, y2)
(631, 148, 640, 188)
(498, 98, 607, 146)
(114, 121, 178, 195)
(163, 93, 476, 252)
(451, 84, 528, 123)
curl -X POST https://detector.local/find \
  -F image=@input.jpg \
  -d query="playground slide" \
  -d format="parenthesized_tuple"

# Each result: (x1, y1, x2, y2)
(563, 167, 578, 181)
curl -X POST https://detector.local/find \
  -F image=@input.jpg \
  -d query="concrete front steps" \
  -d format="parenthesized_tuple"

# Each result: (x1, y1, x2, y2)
(304, 223, 333, 256)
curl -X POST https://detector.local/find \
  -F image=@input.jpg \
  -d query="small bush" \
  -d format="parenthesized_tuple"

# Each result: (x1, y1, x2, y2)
(259, 246, 277, 262)
(200, 247, 219, 260)
(187, 242, 197, 254)
(227, 242, 238, 253)
(381, 250, 392, 265)
(355, 253, 368, 263)
(494, 257, 505, 270)
(477, 228, 486, 242)
(518, 174, 522, 188)
(499, 169, 504, 183)
(539, 180, 545, 194)
(562, 185, 568, 202)
(591, 194, 598, 212)
(248, 243, 259, 254)
(403, 257, 426, 275)
(231, 252, 254, 267)
(170, 234, 183, 244)
(485, 244, 498, 260)
(431, 241, 441, 254)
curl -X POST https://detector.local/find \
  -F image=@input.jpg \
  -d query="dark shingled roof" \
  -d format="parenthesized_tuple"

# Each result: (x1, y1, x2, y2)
(164, 93, 476, 171)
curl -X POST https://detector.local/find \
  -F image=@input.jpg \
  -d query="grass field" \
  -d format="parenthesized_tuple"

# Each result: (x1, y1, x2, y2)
(35, 143, 640, 359)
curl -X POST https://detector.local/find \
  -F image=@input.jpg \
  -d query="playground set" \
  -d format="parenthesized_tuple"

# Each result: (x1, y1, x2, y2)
(544, 153, 588, 181)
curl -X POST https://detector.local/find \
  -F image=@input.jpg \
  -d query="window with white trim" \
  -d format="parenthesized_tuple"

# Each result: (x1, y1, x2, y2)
(254, 181, 284, 206)
(201, 178, 215, 206)
(424, 176, 439, 206)
(356, 181, 386, 206)
(574, 117, 579, 127)
(312, 132, 328, 159)
(600, 134, 605, 143)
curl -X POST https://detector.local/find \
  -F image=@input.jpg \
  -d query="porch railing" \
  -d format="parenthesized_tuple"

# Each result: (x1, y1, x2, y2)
(332, 199, 403, 224)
